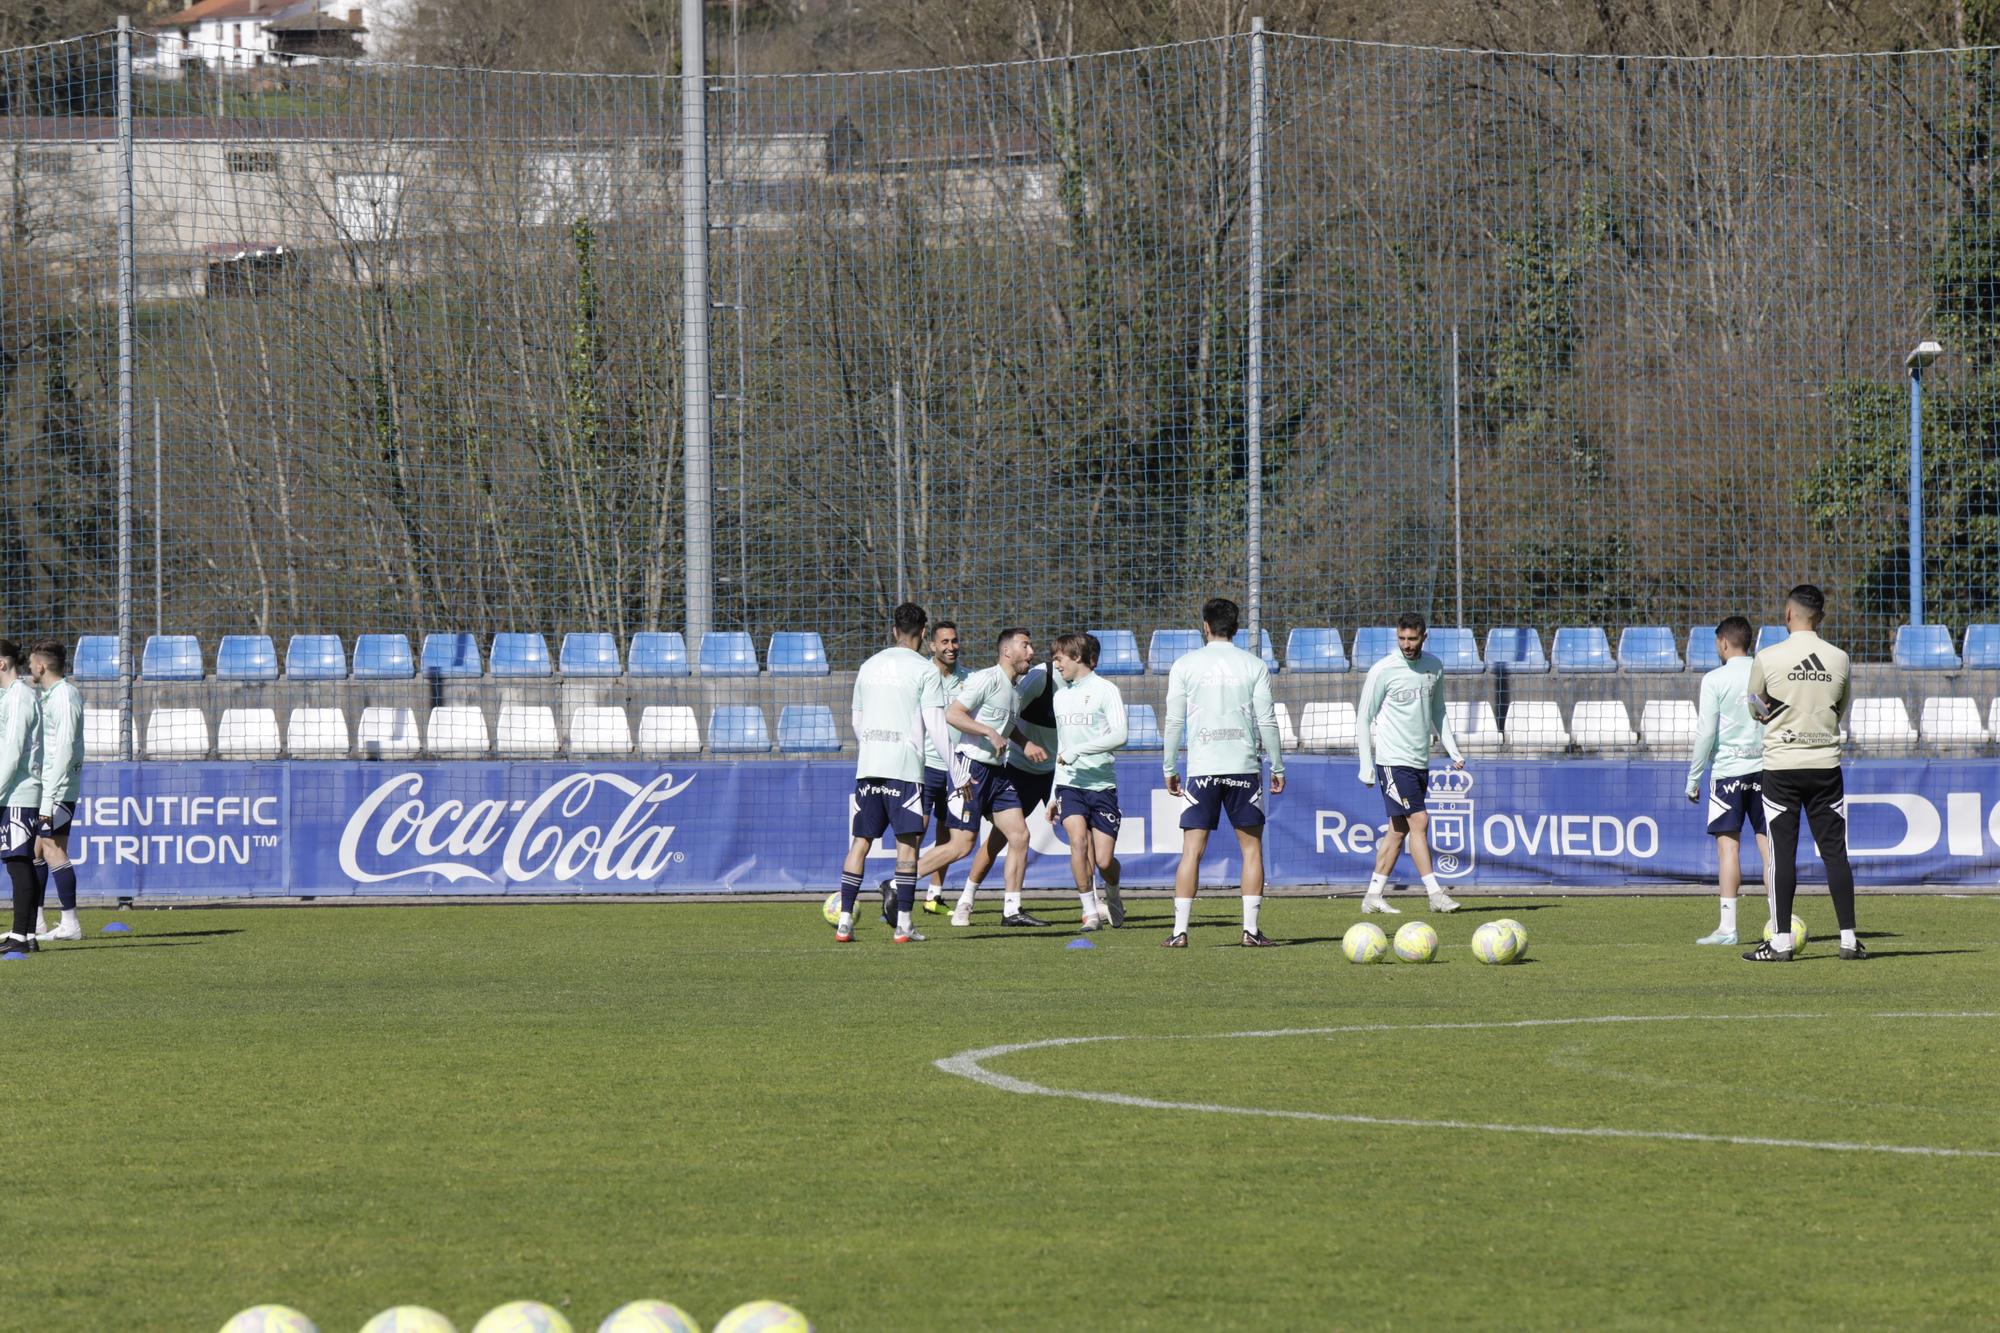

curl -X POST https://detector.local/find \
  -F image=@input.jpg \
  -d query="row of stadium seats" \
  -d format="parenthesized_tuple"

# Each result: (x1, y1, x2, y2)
(96, 695, 2000, 760)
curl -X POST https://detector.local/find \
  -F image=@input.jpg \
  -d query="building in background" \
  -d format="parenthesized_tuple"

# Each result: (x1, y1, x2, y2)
(149, 0, 407, 70)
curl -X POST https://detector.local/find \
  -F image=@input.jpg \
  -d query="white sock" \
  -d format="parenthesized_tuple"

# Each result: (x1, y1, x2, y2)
(897, 909, 913, 934)
(1173, 896, 1193, 936)
(33, 913, 46, 934)
(1095, 889, 1110, 915)
(1719, 898, 1737, 932)
(837, 911, 853, 932)
(1421, 873, 1443, 896)
(956, 886, 977, 911)
(1078, 891, 1096, 921)
(1841, 929, 1857, 950)
(1366, 873, 1388, 897)
(925, 883, 943, 902)
(1003, 891, 1021, 917)
(1773, 932, 1792, 952)
(1243, 895, 1261, 934)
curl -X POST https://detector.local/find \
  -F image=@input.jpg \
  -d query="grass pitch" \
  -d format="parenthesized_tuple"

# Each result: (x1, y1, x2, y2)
(5, 893, 1999, 1331)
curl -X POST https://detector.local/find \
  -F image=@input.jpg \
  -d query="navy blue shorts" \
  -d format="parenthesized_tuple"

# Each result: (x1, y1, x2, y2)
(42, 803, 73, 836)
(851, 778, 926, 842)
(1178, 774, 1265, 831)
(1056, 786, 1122, 837)
(1379, 765, 1430, 820)
(923, 766, 978, 835)
(968, 759, 1024, 820)
(1707, 772, 1767, 837)
(1007, 765, 1054, 814)
(1, 806, 38, 861)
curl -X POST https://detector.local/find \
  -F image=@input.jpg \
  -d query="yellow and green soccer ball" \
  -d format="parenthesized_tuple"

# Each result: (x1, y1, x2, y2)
(1763, 914, 1808, 949)
(712, 1301, 813, 1333)
(220, 1307, 317, 1333)
(1470, 920, 1522, 964)
(1491, 917, 1528, 960)
(1392, 920, 1438, 963)
(360, 1310, 456, 1333)
(598, 1301, 702, 1333)
(472, 1303, 571, 1333)
(1341, 921, 1388, 963)
(821, 892, 841, 925)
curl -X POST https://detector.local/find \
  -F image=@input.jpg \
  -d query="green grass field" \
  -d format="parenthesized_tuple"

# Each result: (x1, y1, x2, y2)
(6, 893, 1999, 1331)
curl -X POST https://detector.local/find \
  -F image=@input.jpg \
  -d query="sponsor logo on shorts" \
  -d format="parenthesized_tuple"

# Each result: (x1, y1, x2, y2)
(857, 782, 904, 797)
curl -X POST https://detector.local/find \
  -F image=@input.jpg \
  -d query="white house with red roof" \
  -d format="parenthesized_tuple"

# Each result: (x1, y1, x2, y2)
(151, 0, 410, 70)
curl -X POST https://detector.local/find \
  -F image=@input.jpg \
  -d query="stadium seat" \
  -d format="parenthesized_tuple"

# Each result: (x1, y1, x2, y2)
(1485, 628, 1549, 674)
(145, 707, 209, 758)
(1120, 704, 1161, 750)
(420, 633, 482, 679)
(767, 632, 831, 677)
(1755, 625, 1790, 654)
(558, 632, 622, 677)
(1092, 629, 1145, 676)
(1148, 629, 1201, 675)
(1284, 628, 1349, 674)
(352, 634, 416, 679)
(1989, 698, 2000, 742)
(141, 634, 203, 682)
(1617, 627, 1683, 673)
(1445, 700, 1503, 754)
(1685, 627, 1722, 672)
(1963, 625, 2000, 670)
(217, 708, 281, 759)
(1232, 628, 1280, 671)
(1894, 624, 1960, 670)
(1920, 697, 1987, 745)
(1429, 627, 1484, 675)
(1350, 627, 1396, 671)
(427, 705, 489, 757)
(73, 636, 121, 682)
(1848, 698, 1916, 749)
(285, 634, 347, 681)
(1552, 627, 1616, 673)
(777, 704, 841, 752)
(286, 707, 351, 758)
(496, 704, 560, 757)
(1272, 701, 1299, 750)
(636, 705, 701, 755)
(356, 706, 421, 759)
(1640, 699, 1698, 752)
(84, 707, 121, 760)
(697, 632, 759, 677)
(628, 631, 691, 678)
(1503, 700, 1569, 751)
(1297, 701, 1357, 752)
(489, 633, 553, 678)
(1571, 700, 1638, 750)
(567, 706, 634, 757)
(215, 635, 278, 681)
(709, 705, 771, 753)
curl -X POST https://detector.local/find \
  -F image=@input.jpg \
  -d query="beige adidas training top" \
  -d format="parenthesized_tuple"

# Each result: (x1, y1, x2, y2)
(1745, 629, 1851, 770)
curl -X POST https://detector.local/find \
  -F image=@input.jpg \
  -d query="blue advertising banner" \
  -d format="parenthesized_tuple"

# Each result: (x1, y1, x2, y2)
(65, 758, 2000, 898)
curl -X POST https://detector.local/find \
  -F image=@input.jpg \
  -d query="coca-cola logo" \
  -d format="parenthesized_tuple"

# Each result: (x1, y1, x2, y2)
(338, 771, 695, 885)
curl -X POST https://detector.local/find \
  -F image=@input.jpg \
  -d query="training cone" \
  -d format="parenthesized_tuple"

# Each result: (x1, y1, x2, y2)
(102, 921, 131, 934)
(1066, 937, 1096, 949)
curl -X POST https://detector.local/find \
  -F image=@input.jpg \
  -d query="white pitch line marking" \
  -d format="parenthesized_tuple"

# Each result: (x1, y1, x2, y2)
(934, 1012, 2000, 1159)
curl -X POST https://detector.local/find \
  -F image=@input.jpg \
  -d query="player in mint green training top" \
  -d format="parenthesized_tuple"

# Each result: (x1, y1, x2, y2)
(1161, 597, 1285, 948)
(1051, 632, 1128, 930)
(0, 638, 45, 955)
(1355, 612, 1465, 915)
(1685, 615, 1771, 947)
(31, 640, 86, 942)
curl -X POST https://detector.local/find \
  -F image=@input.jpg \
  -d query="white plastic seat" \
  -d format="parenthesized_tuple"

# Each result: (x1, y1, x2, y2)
(495, 703, 559, 757)
(1444, 700, 1503, 753)
(637, 704, 702, 755)
(1641, 699, 1698, 752)
(568, 705, 634, 756)
(1297, 701, 1357, 752)
(145, 707, 210, 759)
(1272, 701, 1299, 751)
(356, 705, 421, 760)
(84, 706, 122, 760)
(1920, 696, 1987, 745)
(1504, 700, 1570, 752)
(427, 705, 490, 757)
(1848, 697, 1917, 749)
(217, 708, 281, 759)
(1989, 698, 2000, 743)
(286, 707, 351, 758)
(1571, 700, 1637, 750)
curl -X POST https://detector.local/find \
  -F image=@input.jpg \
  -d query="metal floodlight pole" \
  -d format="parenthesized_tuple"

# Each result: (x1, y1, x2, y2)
(116, 16, 136, 762)
(1452, 325, 1464, 628)
(681, 0, 713, 652)
(1905, 340, 1941, 629)
(1245, 18, 1267, 645)
(892, 380, 908, 606)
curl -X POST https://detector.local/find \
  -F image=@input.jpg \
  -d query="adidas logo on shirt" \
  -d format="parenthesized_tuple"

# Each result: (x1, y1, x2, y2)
(1787, 652, 1834, 683)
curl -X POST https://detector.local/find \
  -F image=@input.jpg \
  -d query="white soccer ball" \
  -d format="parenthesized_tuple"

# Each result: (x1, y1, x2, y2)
(360, 1309, 456, 1333)
(1392, 920, 1438, 963)
(472, 1303, 571, 1333)
(711, 1301, 813, 1333)
(1341, 921, 1388, 963)
(821, 891, 841, 925)
(1492, 918, 1528, 960)
(599, 1301, 702, 1333)
(1471, 920, 1521, 965)
(219, 1306, 317, 1333)
(1762, 914, 1809, 949)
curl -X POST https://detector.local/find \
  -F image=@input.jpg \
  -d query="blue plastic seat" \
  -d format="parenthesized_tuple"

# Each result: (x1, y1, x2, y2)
(1092, 629, 1145, 676)
(628, 632, 690, 678)
(141, 634, 203, 682)
(215, 635, 278, 681)
(776, 704, 840, 753)
(1284, 628, 1349, 674)
(697, 631, 759, 677)
(1428, 627, 1484, 675)
(285, 634, 346, 680)
(1755, 625, 1790, 654)
(558, 632, 622, 677)
(1893, 624, 1960, 670)
(708, 704, 771, 753)
(1124, 704, 1163, 750)
(1686, 626, 1722, 672)
(420, 632, 482, 679)
(73, 636, 122, 682)
(1148, 629, 1202, 675)
(489, 632, 553, 678)
(1617, 627, 1683, 673)
(1484, 628, 1549, 674)
(1351, 627, 1397, 670)
(767, 632, 830, 677)
(1232, 628, 1280, 671)
(1552, 627, 1616, 673)
(1964, 625, 2000, 670)
(352, 634, 415, 679)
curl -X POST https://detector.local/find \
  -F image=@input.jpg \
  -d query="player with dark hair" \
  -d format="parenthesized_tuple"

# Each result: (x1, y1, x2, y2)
(0, 638, 45, 957)
(941, 628, 1047, 927)
(29, 640, 84, 942)
(1051, 631, 1127, 929)
(1686, 615, 1771, 946)
(878, 618, 972, 924)
(1744, 584, 1863, 962)
(1355, 611, 1466, 914)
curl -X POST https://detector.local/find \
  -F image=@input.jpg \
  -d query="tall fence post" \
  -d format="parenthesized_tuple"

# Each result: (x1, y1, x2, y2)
(681, 0, 713, 652)
(892, 379, 908, 606)
(1452, 325, 1464, 628)
(1245, 18, 1267, 646)
(116, 16, 136, 762)
(1908, 361, 1924, 629)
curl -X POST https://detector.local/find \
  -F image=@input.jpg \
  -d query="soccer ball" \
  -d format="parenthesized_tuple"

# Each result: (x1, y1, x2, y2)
(1341, 921, 1388, 963)
(598, 1301, 702, 1333)
(1492, 918, 1529, 960)
(1471, 920, 1521, 964)
(472, 1304, 571, 1333)
(360, 1310, 456, 1333)
(711, 1301, 813, 1333)
(219, 1307, 317, 1333)
(1392, 920, 1438, 963)
(821, 891, 841, 925)
(1763, 914, 1809, 949)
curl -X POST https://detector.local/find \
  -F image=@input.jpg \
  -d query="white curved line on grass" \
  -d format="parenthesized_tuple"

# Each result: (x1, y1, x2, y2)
(933, 1012, 2000, 1159)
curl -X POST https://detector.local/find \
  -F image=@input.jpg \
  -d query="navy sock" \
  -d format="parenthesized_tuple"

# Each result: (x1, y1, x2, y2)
(837, 871, 863, 916)
(53, 864, 76, 912)
(895, 870, 917, 915)
(32, 861, 47, 913)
